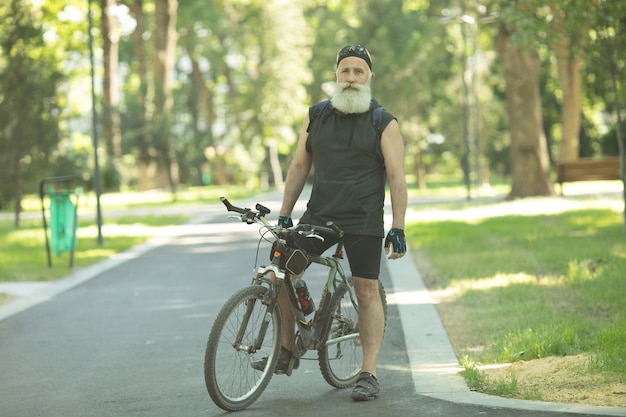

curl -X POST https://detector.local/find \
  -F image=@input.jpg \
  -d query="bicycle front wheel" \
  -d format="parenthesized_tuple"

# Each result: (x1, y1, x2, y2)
(204, 285, 282, 411)
(318, 281, 387, 388)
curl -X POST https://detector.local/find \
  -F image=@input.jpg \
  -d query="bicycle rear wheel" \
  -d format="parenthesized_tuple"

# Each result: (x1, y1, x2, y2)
(318, 280, 387, 388)
(204, 285, 282, 411)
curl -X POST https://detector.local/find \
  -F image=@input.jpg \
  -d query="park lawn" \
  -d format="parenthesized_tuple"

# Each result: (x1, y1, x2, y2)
(407, 207, 626, 381)
(17, 184, 255, 212)
(0, 215, 190, 283)
(0, 184, 257, 283)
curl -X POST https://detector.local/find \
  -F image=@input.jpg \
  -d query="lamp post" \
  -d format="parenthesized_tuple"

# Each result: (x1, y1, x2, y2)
(441, 5, 496, 199)
(441, 8, 475, 200)
(87, 0, 103, 245)
(463, 15, 481, 192)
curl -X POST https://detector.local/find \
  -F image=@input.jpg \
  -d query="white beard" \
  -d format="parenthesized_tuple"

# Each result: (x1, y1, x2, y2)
(330, 81, 372, 114)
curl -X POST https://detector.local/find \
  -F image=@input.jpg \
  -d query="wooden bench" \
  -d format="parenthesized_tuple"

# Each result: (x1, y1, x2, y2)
(555, 157, 622, 195)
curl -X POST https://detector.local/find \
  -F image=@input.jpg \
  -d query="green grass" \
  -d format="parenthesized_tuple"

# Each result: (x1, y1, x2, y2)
(14, 184, 255, 213)
(405, 174, 511, 199)
(0, 185, 257, 283)
(407, 206, 626, 394)
(0, 215, 190, 282)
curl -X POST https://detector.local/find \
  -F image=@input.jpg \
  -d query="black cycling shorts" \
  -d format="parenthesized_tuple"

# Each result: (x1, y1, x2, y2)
(290, 233, 382, 280)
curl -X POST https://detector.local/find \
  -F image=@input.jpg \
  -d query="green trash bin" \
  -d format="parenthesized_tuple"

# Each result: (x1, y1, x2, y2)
(49, 189, 78, 257)
(39, 176, 81, 268)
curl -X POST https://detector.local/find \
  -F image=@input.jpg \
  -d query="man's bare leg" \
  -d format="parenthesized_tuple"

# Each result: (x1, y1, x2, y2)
(353, 277, 384, 377)
(278, 285, 295, 349)
(272, 271, 303, 350)
(250, 273, 298, 373)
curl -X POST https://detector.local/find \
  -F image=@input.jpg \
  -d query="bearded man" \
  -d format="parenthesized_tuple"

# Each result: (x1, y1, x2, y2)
(254, 44, 408, 402)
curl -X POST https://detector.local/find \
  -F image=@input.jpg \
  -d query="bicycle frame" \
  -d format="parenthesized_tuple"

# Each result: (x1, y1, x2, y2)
(219, 197, 360, 358)
(251, 249, 358, 354)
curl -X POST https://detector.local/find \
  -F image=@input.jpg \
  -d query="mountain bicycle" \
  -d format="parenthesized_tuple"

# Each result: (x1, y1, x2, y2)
(204, 197, 387, 411)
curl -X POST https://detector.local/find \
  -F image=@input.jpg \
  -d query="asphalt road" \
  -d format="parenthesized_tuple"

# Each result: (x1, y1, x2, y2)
(1, 196, 624, 417)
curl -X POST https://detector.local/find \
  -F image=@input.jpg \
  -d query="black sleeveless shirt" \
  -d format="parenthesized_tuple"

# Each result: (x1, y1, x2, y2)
(299, 99, 396, 237)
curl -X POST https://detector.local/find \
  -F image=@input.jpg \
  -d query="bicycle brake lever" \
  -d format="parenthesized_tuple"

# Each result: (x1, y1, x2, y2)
(298, 230, 325, 241)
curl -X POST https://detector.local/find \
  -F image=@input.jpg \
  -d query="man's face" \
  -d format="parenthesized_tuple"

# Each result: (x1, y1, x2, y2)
(335, 56, 372, 87)
(331, 56, 373, 114)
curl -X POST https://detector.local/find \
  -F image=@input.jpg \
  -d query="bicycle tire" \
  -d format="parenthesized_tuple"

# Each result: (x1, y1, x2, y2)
(318, 280, 387, 388)
(204, 285, 282, 411)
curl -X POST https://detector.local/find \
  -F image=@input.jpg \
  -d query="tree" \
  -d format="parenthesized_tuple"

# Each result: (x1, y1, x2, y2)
(0, 0, 63, 225)
(547, 1, 589, 161)
(100, 0, 122, 184)
(153, 0, 178, 193)
(174, 0, 313, 188)
(495, 1, 556, 198)
(5, 0, 622, 203)
(589, 0, 626, 230)
(176, 0, 230, 186)
(255, 0, 312, 187)
(493, 1, 604, 168)
(124, 0, 154, 190)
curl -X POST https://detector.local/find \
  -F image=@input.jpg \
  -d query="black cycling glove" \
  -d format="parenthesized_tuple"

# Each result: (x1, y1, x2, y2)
(278, 215, 293, 228)
(385, 227, 406, 253)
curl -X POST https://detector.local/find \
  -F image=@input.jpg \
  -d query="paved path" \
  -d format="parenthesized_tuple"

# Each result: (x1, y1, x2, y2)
(0, 190, 624, 416)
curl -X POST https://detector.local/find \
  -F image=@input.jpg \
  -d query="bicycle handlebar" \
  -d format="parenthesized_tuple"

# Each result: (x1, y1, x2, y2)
(294, 223, 344, 239)
(220, 196, 271, 223)
(220, 196, 343, 239)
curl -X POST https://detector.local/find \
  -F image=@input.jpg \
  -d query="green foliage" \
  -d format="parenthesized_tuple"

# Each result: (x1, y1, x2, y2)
(2, 0, 625, 208)
(590, 320, 626, 375)
(0, 0, 64, 208)
(459, 355, 486, 390)
(496, 325, 582, 362)
(460, 355, 543, 400)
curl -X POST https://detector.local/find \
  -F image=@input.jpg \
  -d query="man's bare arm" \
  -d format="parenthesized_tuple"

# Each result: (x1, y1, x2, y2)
(280, 115, 313, 216)
(380, 119, 407, 230)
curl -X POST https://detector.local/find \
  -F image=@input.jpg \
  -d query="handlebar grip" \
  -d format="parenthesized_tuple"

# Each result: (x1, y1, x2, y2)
(325, 221, 344, 238)
(220, 196, 234, 211)
(220, 196, 245, 214)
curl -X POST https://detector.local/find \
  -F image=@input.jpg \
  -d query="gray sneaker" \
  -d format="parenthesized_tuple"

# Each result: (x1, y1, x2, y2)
(351, 372, 379, 401)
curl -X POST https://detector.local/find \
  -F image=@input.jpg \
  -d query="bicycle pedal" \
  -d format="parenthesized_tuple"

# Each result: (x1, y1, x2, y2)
(275, 355, 298, 376)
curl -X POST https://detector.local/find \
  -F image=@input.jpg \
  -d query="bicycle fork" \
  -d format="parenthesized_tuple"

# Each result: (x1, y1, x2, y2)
(233, 298, 274, 355)
(231, 271, 279, 354)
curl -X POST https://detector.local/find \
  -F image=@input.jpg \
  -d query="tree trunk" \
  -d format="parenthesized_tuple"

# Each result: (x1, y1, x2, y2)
(266, 139, 283, 189)
(551, 4, 584, 161)
(128, 0, 153, 190)
(605, 33, 626, 232)
(153, 0, 179, 194)
(555, 50, 583, 161)
(414, 149, 427, 190)
(12, 120, 22, 229)
(186, 48, 229, 186)
(100, 0, 122, 178)
(496, 28, 556, 199)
